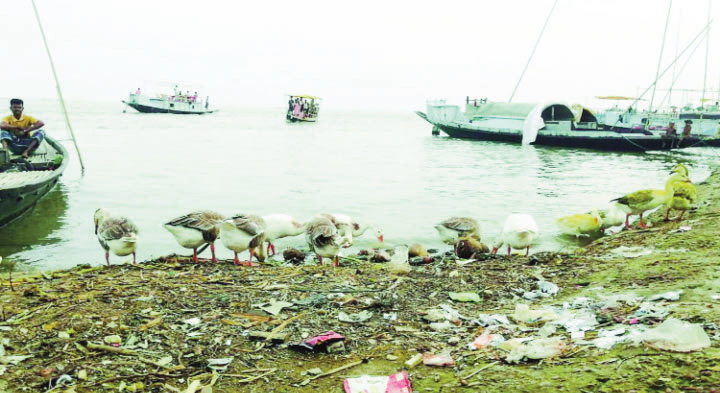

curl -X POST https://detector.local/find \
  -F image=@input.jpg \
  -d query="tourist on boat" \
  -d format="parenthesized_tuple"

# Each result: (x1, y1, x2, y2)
(662, 121, 678, 149)
(288, 97, 294, 115)
(292, 99, 301, 118)
(682, 120, 692, 138)
(136, 88, 141, 94)
(0, 99, 46, 159)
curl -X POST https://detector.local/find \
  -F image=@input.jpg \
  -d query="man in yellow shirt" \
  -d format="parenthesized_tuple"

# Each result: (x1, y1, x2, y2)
(0, 98, 46, 158)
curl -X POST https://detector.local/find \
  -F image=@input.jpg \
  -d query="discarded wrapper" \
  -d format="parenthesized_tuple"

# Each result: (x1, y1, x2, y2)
(422, 352, 455, 367)
(289, 331, 345, 352)
(343, 371, 412, 393)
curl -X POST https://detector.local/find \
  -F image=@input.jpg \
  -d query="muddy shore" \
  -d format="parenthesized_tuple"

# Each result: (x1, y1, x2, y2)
(1, 174, 719, 392)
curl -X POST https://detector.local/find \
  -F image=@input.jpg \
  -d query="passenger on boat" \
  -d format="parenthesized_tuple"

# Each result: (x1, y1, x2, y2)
(662, 122, 678, 149)
(682, 120, 692, 138)
(288, 97, 294, 115)
(292, 99, 301, 118)
(136, 88, 141, 94)
(0, 99, 46, 159)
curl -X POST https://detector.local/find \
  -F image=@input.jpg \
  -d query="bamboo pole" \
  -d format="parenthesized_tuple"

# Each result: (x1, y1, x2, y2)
(31, 0, 86, 171)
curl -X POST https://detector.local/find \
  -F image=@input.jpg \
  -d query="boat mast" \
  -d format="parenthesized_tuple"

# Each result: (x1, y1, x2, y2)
(508, 0, 558, 103)
(701, 0, 711, 115)
(31, 0, 85, 171)
(647, 0, 673, 127)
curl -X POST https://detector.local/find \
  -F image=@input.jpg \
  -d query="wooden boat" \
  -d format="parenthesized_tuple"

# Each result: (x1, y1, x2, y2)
(418, 99, 720, 152)
(286, 95, 321, 122)
(122, 88, 214, 114)
(0, 135, 68, 227)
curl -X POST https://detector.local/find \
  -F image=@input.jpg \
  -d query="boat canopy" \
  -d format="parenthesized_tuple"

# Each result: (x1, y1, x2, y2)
(289, 95, 321, 100)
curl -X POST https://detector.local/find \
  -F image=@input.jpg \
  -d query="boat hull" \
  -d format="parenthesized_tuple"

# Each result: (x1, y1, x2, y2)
(123, 102, 214, 115)
(0, 137, 68, 227)
(434, 123, 715, 152)
(286, 113, 318, 122)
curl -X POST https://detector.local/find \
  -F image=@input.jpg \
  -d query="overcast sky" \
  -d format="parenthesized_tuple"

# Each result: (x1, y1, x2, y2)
(4, 0, 719, 110)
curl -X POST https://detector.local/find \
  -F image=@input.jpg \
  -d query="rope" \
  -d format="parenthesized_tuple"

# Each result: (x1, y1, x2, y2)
(31, 0, 86, 172)
(648, 0, 673, 117)
(508, 0, 558, 103)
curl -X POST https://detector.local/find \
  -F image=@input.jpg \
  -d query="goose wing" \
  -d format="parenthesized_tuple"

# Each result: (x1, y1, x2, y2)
(440, 217, 478, 233)
(99, 217, 138, 242)
(165, 210, 224, 231)
(226, 214, 265, 236)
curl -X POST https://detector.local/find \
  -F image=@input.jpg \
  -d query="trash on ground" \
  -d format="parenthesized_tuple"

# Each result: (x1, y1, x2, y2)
(448, 292, 481, 302)
(422, 352, 455, 367)
(405, 354, 423, 368)
(468, 332, 506, 349)
(343, 371, 412, 393)
(472, 313, 510, 327)
(512, 304, 558, 324)
(610, 246, 653, 258)
(641, 318, 711, 352)
(387, 246, 411, 275)
(669, 225, 692, 233)
(255, 299, 294, 316)
(338, 311, 373, 323)
(207, 357, 234, 371)
(648, 290, 683, 301)
(290, 331, 345, 352)
(502, 337, 567, 363)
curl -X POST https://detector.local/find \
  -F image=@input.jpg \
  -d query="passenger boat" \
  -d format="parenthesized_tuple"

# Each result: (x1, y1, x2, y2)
(122, 87, 214, 114)
(286, 95, 321, 122)
(0, 135, 68, 227)
(417, 98, 720, 152)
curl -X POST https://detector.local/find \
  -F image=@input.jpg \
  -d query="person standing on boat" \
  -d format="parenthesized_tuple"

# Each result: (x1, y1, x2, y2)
(0, 99, 45, 159)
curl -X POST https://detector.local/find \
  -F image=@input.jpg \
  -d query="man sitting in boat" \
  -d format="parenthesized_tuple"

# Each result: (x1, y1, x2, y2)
(0, 99, 46, 159)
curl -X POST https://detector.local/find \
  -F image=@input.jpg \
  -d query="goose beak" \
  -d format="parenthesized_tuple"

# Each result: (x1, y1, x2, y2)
(94, 224, 98, 235)
(491, 247, 499, 254)
(378, 235, 384, 243)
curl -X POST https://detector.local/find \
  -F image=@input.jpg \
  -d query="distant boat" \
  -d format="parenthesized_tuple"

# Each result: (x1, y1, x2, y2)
(287, 95, 321, 122)
(0, 135, 68, 227)
(122, 88, 214, 114)
(418, 98, 720, 152)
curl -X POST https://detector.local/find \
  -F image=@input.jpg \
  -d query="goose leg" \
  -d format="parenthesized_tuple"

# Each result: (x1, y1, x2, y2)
(333, 255, 339, 267)
(677, 210, 686, 221)
(133, 251, 137, 265)
(105, 252, 110, 266)
(507, 246, 511, 257)
(638, 213, 648, 229)
(664, 208, 672, 221)
(525, 246, 530, 257)
(210, 243, 217, 263)
(269, 243, 276, 256)
(624, 214, 632, 230)
(233, 251, 241, 265)
(317, 255, 323, 265)
(192, 248, 198, 262)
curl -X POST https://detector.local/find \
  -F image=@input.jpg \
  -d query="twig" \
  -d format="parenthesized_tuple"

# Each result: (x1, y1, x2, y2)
(460, 361, 500, 380)
(221, 368, 276, 383)
(85, 342, 138, 356)
(298, 359, 367, 386)
(266, 313, 304, 342)
(92, 372, 183, 386)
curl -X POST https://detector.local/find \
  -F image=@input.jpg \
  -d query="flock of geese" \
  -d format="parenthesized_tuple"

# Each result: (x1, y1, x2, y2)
(93, 164, 697, 266)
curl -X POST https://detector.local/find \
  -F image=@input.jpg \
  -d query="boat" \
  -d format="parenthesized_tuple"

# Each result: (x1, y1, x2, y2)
(0, 135, 68, 227)
(122, 87, 214, 114)
(417, 99, 720, 152)
(286, 95, 321, 122)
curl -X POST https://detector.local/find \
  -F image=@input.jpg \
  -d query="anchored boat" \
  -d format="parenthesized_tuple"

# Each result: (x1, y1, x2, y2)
(417, 99, 720, 152)
(286, 95, 321, 122)
(0, 135, 68, 227)
(122, 87, 214, 114)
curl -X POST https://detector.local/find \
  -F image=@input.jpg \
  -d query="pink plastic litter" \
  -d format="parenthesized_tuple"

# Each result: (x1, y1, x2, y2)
(289, 331, 345, 351)
(343, 371, 412, 393)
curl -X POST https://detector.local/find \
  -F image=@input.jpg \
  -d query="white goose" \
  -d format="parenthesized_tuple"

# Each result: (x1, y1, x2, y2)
(219, 214, 266, 266)
(163, 210, 225, 262)
(94, 208, 139, 265)
(556, 210, 602, 237)
(491, 213, 538, 256)
(306, 216, 344, 266)
(598, 204, 627, 230)
(434, 217, 481, 245)
(351, 221, 384, 244)
(261, 214, 307, 256)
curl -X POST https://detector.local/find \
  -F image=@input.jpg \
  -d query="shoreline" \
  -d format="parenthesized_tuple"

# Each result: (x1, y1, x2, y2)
(1, 173, 719, 392)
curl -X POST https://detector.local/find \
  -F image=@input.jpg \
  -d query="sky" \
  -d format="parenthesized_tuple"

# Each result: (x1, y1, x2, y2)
(4, 0, 720, 111)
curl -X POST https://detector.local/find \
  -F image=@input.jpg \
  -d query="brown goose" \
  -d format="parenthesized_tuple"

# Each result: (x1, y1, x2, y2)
(163, 210, 225, 262)
(94, 208, 139, 265)
(306, 216, 343, 266)
(219, 214, 266, 266)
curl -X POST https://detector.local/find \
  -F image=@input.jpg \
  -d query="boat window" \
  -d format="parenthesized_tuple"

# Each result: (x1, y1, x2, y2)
(541, 105, 574, 122)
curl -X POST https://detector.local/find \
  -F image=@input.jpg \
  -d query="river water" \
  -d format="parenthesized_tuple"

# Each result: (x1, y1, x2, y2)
(1, 101, 717, 270)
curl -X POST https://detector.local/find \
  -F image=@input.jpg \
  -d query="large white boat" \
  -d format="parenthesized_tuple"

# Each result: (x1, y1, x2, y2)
(122, 87, 214, 114)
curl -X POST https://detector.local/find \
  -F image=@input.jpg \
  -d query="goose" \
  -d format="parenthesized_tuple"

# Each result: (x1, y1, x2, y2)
(306, 216, 344, 266)
(435, 217, 481, 244)
(491, 213, 538, 256)
(219, 214, 266, 266)
(665, 164, 697, 221)
(163, 210, 225, 262)
(454, 236, 490, 259)
(612, 173, 690, 229)
(261, 214, 307, 256)
(319, 213, 355, 247)
(94, 208, 139, 265)
(351, 221, 384, 244)
(556, 209, 602, 236)
(598, 204, 627, 230)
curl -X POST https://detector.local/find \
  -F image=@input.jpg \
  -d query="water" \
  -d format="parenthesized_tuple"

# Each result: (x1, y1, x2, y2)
(1, 101, 717, 270)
